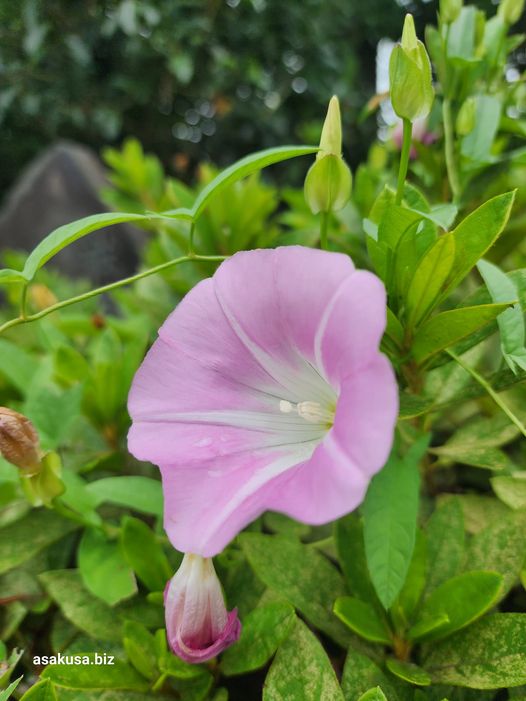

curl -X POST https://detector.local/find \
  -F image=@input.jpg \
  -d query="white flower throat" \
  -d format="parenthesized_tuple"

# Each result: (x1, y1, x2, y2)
(279, 399, 335, 427)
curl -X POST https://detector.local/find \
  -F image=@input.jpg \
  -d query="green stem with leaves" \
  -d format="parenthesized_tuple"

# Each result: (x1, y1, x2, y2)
(442, 98, 461, 203)
(395, 118, 412, 205)
(0, 254, 227, 336)
(447, 350, 526, 438)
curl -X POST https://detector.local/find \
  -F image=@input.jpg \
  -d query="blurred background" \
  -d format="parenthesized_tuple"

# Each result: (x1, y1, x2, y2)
(0, 0, 511, 197)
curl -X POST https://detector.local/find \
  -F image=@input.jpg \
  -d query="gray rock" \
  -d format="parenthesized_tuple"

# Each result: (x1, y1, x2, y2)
(0, 141, 144, 284)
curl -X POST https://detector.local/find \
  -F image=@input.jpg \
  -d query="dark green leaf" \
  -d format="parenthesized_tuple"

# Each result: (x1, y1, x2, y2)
(123, 620, 158, 680)
(19, 679, 58, 701)
(335, 514, 378, 605)
(357, 688, 388, 701)
(221, 602, 295, 676)
(42, 654, 148, 691)
(120, 517, 172, 592)
(263, 618, 344, 701)
(341, 650, 401, 701)
(413, 571, 503, 642)
(386, 659, 431, 686)
(411, 303, 511, 364)
(78, 529, 137, 605)
(333, 597, 391, 644)
(425, 498, 465, 593)
(363, 447, 422, 609)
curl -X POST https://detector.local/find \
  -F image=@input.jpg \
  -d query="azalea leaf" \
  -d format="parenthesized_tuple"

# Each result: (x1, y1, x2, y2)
(120, 516, 173, 592)
(263, 618, 344, 701)
(386, 659, 431, 686)
(333, 597, 392, 644)
(425, 498, 465, 593)
(358, 688, 388, 701)
(424, 613, 526, 688)
(221, 602, 296, 676)
(341, 650, 402, 701)
(491, 473, 526, 510)
(42, 654, 149, 691)
(335, 514, 379, 606)
(85, 477, 163, 517)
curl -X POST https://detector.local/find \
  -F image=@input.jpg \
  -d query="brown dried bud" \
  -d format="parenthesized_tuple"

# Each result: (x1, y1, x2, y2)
(0, 408, 41, 474)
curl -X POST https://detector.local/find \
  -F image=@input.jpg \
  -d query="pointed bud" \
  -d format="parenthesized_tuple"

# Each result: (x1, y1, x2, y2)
(304, 96, 352, 214)
(440, 0, 462, 24)
(389, 14, 434, 122)
(498, 0, 524, 25)
(0, 408, 41, 475)
(164, 554, 241, 663)
(456, 97, 476, 136)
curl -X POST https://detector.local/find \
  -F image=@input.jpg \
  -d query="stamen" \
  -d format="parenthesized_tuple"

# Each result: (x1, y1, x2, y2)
(279, 399, 334, 426)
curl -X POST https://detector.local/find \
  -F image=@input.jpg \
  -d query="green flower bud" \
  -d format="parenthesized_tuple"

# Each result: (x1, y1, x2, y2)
(389, 14, 434, 122)
(456, 97, 476, 136)
(498, 0, 525, 25)
(440, 0, 462, 24)
(304, 96, 352, 214)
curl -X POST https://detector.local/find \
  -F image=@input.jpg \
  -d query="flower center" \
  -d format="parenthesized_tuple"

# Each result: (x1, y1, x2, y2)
(279, 399, 335, 427)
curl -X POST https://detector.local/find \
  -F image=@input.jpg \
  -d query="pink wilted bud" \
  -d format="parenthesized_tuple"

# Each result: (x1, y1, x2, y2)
(164, 554, 241, 663)
(0, 407, 41, 475)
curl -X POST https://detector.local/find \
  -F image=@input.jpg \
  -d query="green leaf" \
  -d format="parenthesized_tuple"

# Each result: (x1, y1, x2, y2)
(240, 533, 351, 646)
(407, 612, 450, 641)
(333, 597, 391, 644)
(0, 509, 77, 575)
(24, 384, 83, 449)
(263, 618, 344, 701)
(341, 650, 401, 701)
(478, 259, 526, 374)
(440, 192, 516, 301)
(20, 213, 156, 282)
(335, 514, 379, 605)
(461, 95, 501, 164)
(0, 676, 23, 701)
(0, 269, 25, 284)
(86, 477, 162, 517)
(363, 445, 423, 609)
(492, 473, 526, 509)
(42, 654, 148, 691)
(405, 233, 455, 328)
(221, 602, 295, 676)
(393, 530, 427, 622)
(411, 303, 511, 364)
(120, 516, 172, 592)
(412, 571, 503, 642)
(425, 498, 465, 593)
(78, 528, 137, 605)
(358, 688, 388, 701)
(123, 620, 158, 680)
(386, 659, 431, 686)
(163, 146, 317, 223)
(39, 569, 123, 641)
(0, 339, 39, 393)
(430, 444, 516, 471)
(463, 512, 526, 594)
(19, 679, 58, 700)
(424, 613, 526, 688)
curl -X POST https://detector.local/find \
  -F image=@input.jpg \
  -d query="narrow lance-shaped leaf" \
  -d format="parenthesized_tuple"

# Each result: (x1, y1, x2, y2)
(477, 258, 526, 373)
(411, 303, 513, 364)
(405, 232, 455, 328)
(362, 436, 427, 609)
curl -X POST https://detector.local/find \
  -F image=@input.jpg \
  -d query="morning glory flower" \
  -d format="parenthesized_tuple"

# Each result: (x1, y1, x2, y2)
(164, 554, 241, 663)
(128, 246, 398, 557)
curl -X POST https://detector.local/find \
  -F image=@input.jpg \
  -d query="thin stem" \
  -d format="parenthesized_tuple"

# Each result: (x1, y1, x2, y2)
(395, 118, 412, 205)
(442, 98, 461, 203)
(0, 254, 227, 336)
(20, 284, 29, 319)
(188, 221, 196, 255)
(447, 350, 526, 438)
(319, 211, 329, 250)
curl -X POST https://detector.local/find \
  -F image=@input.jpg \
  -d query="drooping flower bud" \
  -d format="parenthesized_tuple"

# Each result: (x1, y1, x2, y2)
(498, 0, 525, 24)
(456, 97, 476, 136)
(389, 14, 434, 122)
(440, 0, 462, 24)
(304, 96, 352, 214)
(164, 554, 241, 663)
(0, 408, 41, 475)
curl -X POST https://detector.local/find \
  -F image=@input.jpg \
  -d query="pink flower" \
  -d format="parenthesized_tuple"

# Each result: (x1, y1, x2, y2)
(128, 246, 398, 557)
(165, 554, 241, 663)
(392, 117, 436, 158)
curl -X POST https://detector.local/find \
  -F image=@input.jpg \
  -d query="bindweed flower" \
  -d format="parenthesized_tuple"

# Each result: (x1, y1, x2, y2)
(164, 554, 241, 663)
(128, 246, 397, 557)
(0, 408, 41, 475)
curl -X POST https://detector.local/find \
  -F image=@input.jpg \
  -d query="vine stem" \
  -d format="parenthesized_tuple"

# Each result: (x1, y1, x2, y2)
(319, 211, 329, 250)
(395, 118, 412, 205)
(442, 98, 461, 203)
(0, 254, 227, 336)
(447, 350, 526, 438)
